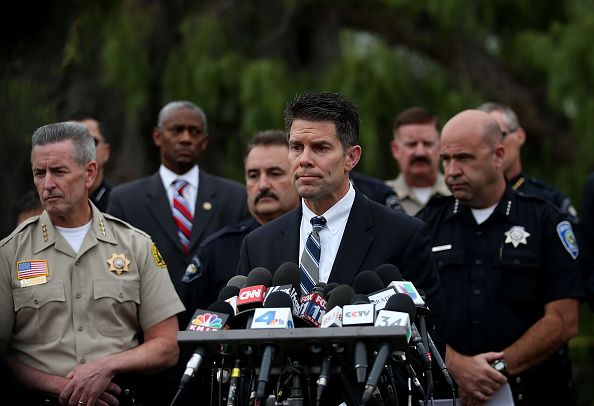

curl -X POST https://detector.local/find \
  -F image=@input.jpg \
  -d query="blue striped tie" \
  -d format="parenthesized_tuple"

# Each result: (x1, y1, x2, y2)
(172, 179, 193, 254)
(300, 216, 327, 295)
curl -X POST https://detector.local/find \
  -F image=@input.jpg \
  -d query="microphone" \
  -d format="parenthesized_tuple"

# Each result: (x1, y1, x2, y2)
(232, 267, 272, 329)
(297, 286, 328, 327)
(320, 284, 355, 328)
(226, 274, 247, 288)
(323, 282, 339, 296)
(343, 293, 375, 384)
(253, 290, 295, 400)
(173, 301, 234, 405)
(264, 262, 301, 315)
(416, 289, 454, 393)
(218, 285, 240, 315)
(387, 293, 431, 370)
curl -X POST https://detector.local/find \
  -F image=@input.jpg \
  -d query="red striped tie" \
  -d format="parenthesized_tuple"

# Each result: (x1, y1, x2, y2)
(172, 179, 193, 254)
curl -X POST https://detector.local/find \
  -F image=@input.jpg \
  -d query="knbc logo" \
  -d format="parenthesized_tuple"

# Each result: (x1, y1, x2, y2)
(188, 312, 224, 331)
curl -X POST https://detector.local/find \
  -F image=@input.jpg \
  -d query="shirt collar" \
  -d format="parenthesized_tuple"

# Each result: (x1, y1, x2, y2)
(301, 182, 356, 234)
(445, 184, 516, 222)
(394, 173, 450, 200)
(159, 164, 199, 189)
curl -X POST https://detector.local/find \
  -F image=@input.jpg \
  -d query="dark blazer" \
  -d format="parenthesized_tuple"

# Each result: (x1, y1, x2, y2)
(237, 191, 446, 330)
(107, 170, 250, 298)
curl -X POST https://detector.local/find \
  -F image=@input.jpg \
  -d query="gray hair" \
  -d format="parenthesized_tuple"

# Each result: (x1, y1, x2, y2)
(157, 101, 208, 131)
(477, 102, 520, 130)
(31, 122, 96, 166)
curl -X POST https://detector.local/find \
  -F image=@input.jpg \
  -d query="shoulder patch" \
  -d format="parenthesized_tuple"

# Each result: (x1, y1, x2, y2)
(556, 221, 579, 259)
(151, 243, 167, 268)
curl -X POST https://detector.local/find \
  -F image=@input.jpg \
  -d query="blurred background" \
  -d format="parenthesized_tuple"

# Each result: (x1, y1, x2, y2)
(1, 1, 592, 403)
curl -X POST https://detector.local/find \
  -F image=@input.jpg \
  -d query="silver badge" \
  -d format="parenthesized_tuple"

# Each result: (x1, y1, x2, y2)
(504, 226, 530, 248)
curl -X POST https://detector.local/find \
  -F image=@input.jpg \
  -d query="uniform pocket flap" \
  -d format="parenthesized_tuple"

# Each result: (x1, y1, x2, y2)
(93, 280, 140, 304)
(13, 281, 66, 311)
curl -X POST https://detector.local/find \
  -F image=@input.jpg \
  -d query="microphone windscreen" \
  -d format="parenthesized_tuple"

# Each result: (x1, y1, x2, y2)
(218, 285, 240, 301)
(264, 291, 293, 309)
(273, 262, 301, 295)
(385, 293, 417, 320)
(351, 293, 371, 305)
(226, 275, 247, 288)
(322, 282, 339, 296)
(374, 263, 404, 286)
(353, 270, 385, 295)
(207, 300, 235, 318)
(326, 284, 355, 310)
(245, 267, 273, 287)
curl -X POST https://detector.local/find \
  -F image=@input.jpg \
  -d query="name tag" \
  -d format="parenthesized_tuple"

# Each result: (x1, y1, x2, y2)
(432, 244, 452, 252)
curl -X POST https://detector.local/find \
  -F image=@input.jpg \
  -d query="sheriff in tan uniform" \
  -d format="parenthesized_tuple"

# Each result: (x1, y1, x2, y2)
(0, 121, 184, 406)
(0, 204, 184, 377)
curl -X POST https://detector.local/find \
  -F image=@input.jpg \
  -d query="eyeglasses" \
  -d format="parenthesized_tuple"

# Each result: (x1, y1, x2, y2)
(164, 125, 205, 137)
(501, 128, 518, 137)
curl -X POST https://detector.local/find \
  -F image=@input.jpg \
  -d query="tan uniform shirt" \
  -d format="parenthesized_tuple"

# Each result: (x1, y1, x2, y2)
(0, 203, 185, 377)
(385, 173, 450, 216)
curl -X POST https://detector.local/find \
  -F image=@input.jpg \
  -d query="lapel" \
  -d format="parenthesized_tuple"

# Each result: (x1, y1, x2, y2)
(328, 192, 374, 284)
(146, 172, 182, 250)
(190, 170, 216, 250)
(272, 206, 302, 266)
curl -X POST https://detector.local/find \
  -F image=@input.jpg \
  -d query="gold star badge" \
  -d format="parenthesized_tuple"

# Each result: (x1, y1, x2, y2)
(504, 226, 531, 248)
(107, 253, 130, 275)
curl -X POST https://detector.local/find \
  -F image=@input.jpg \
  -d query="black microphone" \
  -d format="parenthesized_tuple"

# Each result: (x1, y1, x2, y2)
(255, 291, 294, 400)
(172, 301, 234, 406)
(387, 293, 431, 370)
(320, 284, 355, 328)
(232, 267, 273, 329)
(416, 289, 454, 393)
(226, 274, 247, 288)
(323, 282, 339, 296)
(265, 262, 301, 315)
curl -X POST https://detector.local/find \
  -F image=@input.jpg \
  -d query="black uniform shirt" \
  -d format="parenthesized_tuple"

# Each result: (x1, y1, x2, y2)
(180, 217, 259, 324)
(509, 172, 578, 223)
(417, 186, 583, 356)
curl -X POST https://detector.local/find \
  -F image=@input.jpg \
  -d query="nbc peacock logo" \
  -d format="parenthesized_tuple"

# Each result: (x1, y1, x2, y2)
(188, 312, 223, 331)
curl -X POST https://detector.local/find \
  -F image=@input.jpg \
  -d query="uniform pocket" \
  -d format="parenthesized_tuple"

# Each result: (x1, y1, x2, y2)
(499, 251, 540, 302)
(93, 280, 140, 336)
(432, 249, 464, 301)
(12, 282, 67, 344)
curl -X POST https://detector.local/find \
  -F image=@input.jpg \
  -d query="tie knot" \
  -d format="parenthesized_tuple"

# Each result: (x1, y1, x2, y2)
(310, 216, 326, 230)
(173, 178, 188, 193)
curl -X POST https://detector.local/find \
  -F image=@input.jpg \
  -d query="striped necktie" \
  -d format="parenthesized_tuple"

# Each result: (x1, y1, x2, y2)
(172, 178, 193, 254)
(300, 216, 327, 295)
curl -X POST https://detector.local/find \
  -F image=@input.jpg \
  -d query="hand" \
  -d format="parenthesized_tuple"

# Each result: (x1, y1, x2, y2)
(58, 359, 122, 406)
(448, 351, 507, 404)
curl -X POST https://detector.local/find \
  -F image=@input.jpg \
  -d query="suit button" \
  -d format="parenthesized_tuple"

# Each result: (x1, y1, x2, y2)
(473, 289, 481, 295)
(475, 259, 482, 265)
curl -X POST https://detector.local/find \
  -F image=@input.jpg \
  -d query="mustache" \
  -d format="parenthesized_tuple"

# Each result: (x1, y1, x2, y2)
(255, 190, 278, 204)
(410, 156, 432, 165)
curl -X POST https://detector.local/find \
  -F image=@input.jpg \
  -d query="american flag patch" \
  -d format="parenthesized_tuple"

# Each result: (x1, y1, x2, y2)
(16, 260, 49, 279)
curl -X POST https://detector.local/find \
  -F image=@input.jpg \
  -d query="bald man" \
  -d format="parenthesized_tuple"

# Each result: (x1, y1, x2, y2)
(417, 110, 582, 405)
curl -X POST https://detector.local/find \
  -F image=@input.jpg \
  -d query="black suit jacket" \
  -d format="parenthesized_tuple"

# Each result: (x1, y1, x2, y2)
(107, 170, 250, 299)
(237, 192, 446, 330)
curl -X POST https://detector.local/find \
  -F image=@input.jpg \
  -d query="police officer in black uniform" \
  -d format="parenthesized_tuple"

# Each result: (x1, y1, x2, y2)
(418, 110, 583, 405)
(477, 102, 578, 224)
(181, 130, 300, 312)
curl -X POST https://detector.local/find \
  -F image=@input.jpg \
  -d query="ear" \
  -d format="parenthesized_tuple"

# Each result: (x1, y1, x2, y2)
(201, 134, 209, 151)
(390, 138, 400, 160)
(494, 144, 505, 170)
(516, 128, 526, 146)
(85, 161, 98, 189)
(344, 145, 362, 172)
(152, 127, 162, 147)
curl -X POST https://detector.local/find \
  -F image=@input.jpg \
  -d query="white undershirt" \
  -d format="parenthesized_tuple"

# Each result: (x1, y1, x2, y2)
(299, 183, 356, 283)
(55, 221, 92, 253)
(412, 187, 433, 205)
(471, 204, 497, 224)
(159, 164, 199, 216)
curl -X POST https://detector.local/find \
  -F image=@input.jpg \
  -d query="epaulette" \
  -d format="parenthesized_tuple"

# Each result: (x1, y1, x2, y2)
(101, 212, 153, 239)
(0, 215, 40, 248)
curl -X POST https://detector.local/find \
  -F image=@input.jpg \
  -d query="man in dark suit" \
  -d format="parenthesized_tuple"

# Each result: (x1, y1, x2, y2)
(238, 92, 443, 303)
(236, 92, 445, 404)
(107, 101, 249, 319)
